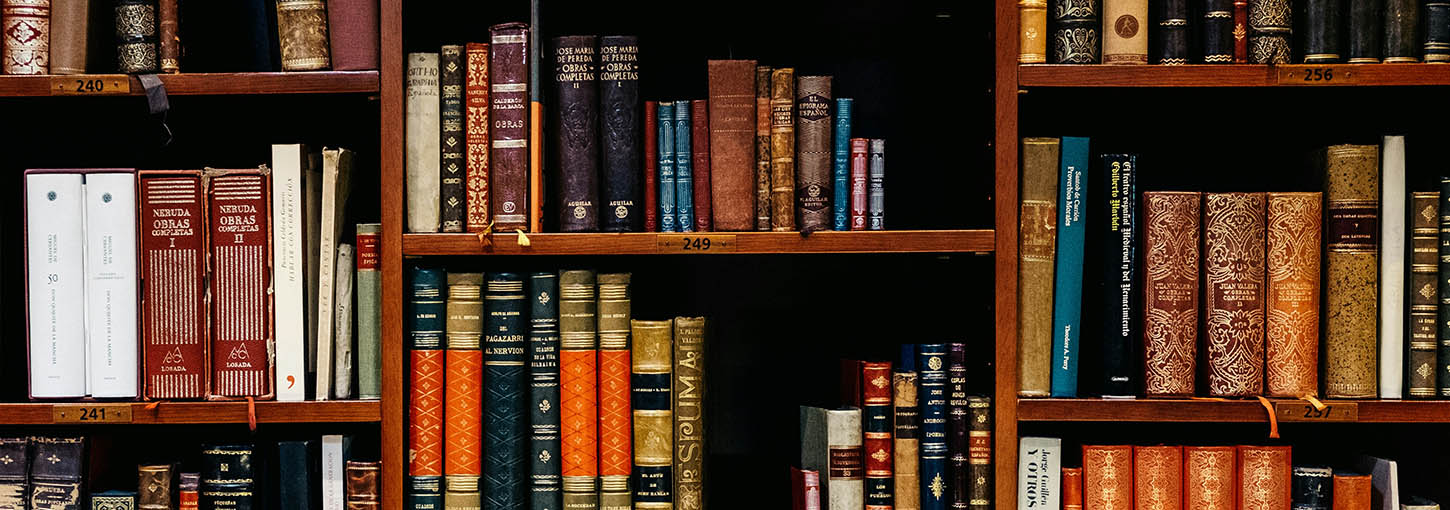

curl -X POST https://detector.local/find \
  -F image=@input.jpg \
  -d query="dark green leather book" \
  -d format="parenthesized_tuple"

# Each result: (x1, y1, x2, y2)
(201, 444, 255, 510)
(484, 273, 528, 510)
(529, 272, 563, 510)
(277, 440, 318, 510)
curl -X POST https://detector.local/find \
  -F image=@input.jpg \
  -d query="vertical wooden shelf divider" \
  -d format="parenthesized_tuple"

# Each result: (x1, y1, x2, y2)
(379, 0, 405, 508)
(993, 0, 1021, 507)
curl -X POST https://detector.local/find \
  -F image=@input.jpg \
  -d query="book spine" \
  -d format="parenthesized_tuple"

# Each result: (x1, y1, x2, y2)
(1019, 138, 1060, 397)
(139, 464, 175, 510)
(1015, 438, 1061, 510)
(50, 0, 86, 74)
(893, 346, 920, 510)
(1249, 0, 1292, 63)
(1157, 0, 1189, 64)
(0, 438, 28, 510)
(917, 344, 948, 510)
(440, 45, 467, 233)
(1234, 0, 1249, 61)
(207, 170, 273, 399)
(1104, 0, 1148, 63)
(966, 398, 991, 510)
(489, 23, 531, 232)
(673, 317, 706, 510)
(828, 409, 865, 510)
(356, 224, 382, 399)
(529, 0, 543, 234)
(30, 437, 83, 510)
(1303, 0, 1343, 62)
(1100, 154, 1137, 397)
(1237, 446, 1291, 510)
(770, 68, 797, 232)
(1265, 193, 1322, 398)
(1082, 445, 1132, 510)
(316, 148, 354, 401)
(86, 172, 139, 398)
(631, 319, 673, 510)
(658, 102, 677, 232)
(691, 100, 712, 232)
(483, 273, 528, 509)
(1020, 0, 1048, 62)
(1049, 136, 1089, 398)
(675, 101, 695, 232)
(863, 361, 894, 510)
(553, 35, 601, 233)
(141, 172, 208, 400)
(600, 36, 642, 232)
(802, 407, 835, 507)
(278, 441, 313, 510)
(947, 346, 968, 510)
(272, 146, 308, 402)
(276, 0, 330, 71)
(849, 139, 869, 231)
(346, 461, 382, 510)
(1349, 0, 1384, 62)
(1203, 192, 1267, 397)
(1381, 136, 1407, 399)
(644, 100, 659, 232)
(1203, 0, 1235, 62)
(323, 436, 346, 510)
(25, 186, 84, 400)
(1331, 474, 1371, 510)
(200, 445, 255, 510)
(444, 273, 483, 496)
(115, 0, 158, 73)
(1440, 178, 1450, 397)
(832, 98, 853, 231)
(180, 474, 200, 510)
(327, 0, 378, 70)
(409, 268, 447, 508)
(560, 271, 599, 510)
(598, 274, 633, 510)
(407, 53, 442, 233)
(1410, 192, 1441, 399)
(1428, 0, 1450, 61)
(1142, 191, 1200, 397)
(705, 60, 758, 231)
(792, 467, 823, 510)
(465, 43, 492, 232)
(529, 273, 563, 510)
(795, 76, 834, 232)
(755, 65, 774, 231)
(1184, 446, 1235, 508)
(1132, 446, 1181, 510)
(1292, 466, 1333, 510)
(1384, 0, 1421, 61)
(1061, 467, 1082, 510)
(1054, 0, 1100, 63)
(868, 139, 886, 230)
(1325, 144, 1380, 398)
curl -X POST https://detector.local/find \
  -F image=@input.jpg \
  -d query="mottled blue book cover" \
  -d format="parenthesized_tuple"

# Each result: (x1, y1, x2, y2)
(1049, 136, 1089, 398)
(657, 103, 676, 232)
(674, 102, 694, 232)
(832, 98, 853, 231)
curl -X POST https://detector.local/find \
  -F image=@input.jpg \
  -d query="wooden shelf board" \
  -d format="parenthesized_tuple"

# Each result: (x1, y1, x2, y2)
(0, 71, 379, 97)
(0, 400, 381, 424)
(402, 229, 995, 255)
(1019, 64, 1450, 87)
(1018, 398, 1450, 423)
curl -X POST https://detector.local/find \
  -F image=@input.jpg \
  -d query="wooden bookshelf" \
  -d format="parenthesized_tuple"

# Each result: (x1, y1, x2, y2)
(401, 230, 995, 256)
(1018, 63, 1450, 87)
(0, 71, 379, 97)
(0, 400, 381, 425)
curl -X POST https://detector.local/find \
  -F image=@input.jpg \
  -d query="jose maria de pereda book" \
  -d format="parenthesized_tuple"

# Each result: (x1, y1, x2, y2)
(600, 36, 642, 233)
(552, 35, 601, 233)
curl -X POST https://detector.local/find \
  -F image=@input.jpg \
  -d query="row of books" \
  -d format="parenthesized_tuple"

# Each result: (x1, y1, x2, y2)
(0, 435, 378, 510)
(23, 145, 378, 402)
(1020, 0, 1445, 64)
(406, 268, 707, 510)
(1016, 439, 1429, 510)
(1017, 136, 1450, 400)
(404, 26, 890, 235)
(794, 345, 992, 510)
(0, 0, 377, 75)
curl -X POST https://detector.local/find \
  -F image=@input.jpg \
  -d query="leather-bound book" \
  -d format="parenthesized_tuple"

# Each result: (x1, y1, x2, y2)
(200, 445, 254, 510)
(0, 438, 27, 509)
(1053, 0, 1100, 62)
(755, 66, 774, 231)
(560, 270, 599, 510)
(840, 359, 864, 408)
(800, 407, 863, 510)
(115, 0, 158, 73)
(277, 441, 317, 510)
(1265, 192, 1322, 398)
(1348, 0, 1383, 62)
(917, 344, 948, 510)
(483, 274, 528, 510)
(92, 491, 136, 510)
(407, 52, 442, 233)
(706, 60, 757, 231)
(868, 139, 886, 230)
(1184, 446, 1235, 509)
(1324, 144, 1379, 399)
(1383, 0, 1420, 61)
(1203, 0, 1235, 62)
(644, 101, 659, 232)
(444, 273, 483, 510)
(205, 168, 273, 400)
(158, 0, 177, 72)
(598, 274, 634, 510)
(408, 267, 446, 510)
(946, 346, 967, 510)
(50, 0, 86, 74)
(1143, 191, 1200, 397)
(1234, 0, 1249, 61)
(1292, 466, 1331, 510)
(529, 273, 563, 510)
(1062, 467, 1083, 510)
(1082, 445, 1132, 510)
(1237, 446, 1290, 510)
(1332, 472, 1371, 510)
(966, 397, 991, 510)
(276, 0, 329, 70)
(691, 100, 712, 232)
(673, 317, 706, 510)
(346, 462, 381, 510)
(1249, 0, 1292, 63)
(658, 102, 677, 232)
(1050, 137, 1089, 397)
(1019, 137, 1059, 397)
(1020, 0, 1048, 62)
(1402, 496, 1440, 510)
(465, 43, 491, 232)
(850, 138, 869, 230)
(1157, 0, 1189, 63)
(553, 35, 600, 232)
(327, 0, 378, 70)
(1203, 192, 1267, 397)
(1302, 0, 1342, 62)
(769, 68, 797, 232)
(1133, 446, 1181, 510)
(832, 98, 852, 231)
(674, 102, 695, 232)
(1427, 1, 1450, 61)
(863, 361, 894, 510)
(795, 76, 834, 232)
(1100, 154, 1138, 398)
(439, 45, 467, 233)
(792, 467, 822, 510)
(489, 23, 532, 232)
(179, 473, 199, 510)
(1409, 192, 1440, 399)
(893, 345, 920, 510)
(3, 0, 48, 74)
(1440, 179, 1450, 397)
(1104, 0, 1148, 63)
(138, 464, 174, 510)
(631, 319, 672, 510)
(600, 36, 642, 232)
(29, 437, 83, 510)
(140, 170, 209, 400)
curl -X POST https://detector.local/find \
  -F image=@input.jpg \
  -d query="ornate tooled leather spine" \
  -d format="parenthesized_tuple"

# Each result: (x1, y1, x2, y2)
(868, 139, 886, 230)
(1184, 447, 1235, 509)
(444, 273, 483, 508)
(30, 437, 83, 510)
(408, 268, 446, 510)
(483, 274, 528, 510)
(560, 271, 599, 510)
(769, 68, 797, 231)
(205, 168, 273, 399)
(200, 445, 255, 510)
(598, 275, 634, 510)
(916, 344, 947, 510)
(50, 0, 86, 74)
(691, 100, 712, 232)
(755, 66, 773, 231)
(1234, 0, 1249, 61)
(893, 346, 920, 510)
(1303, 0, 1343, 62)
(466, 43, 491, 232)
(440, 45, 467, 233)
(1061, 468, 1082, 510)
(1266, 192, 1322, 398)
(115, 0, 157, 73)
(1157, 0, 1189, 64)
(1021, 0, 1048, 62)
(1132, 446, 1181, 510)
(864, 361, 894, 510)
(1237, 446, 1291, 510)
(1409, 192, 1440, 399)
(1103, 0, 1147, 63)
(791, 467, 821, 510)
(1291, 466, 1332, 510)
(657, 102, 677, 232)
(600, 36, 642, 232)
(1203, 192, 1267, 397)
(1348, 0, 1383, 62)
(1142, 192, 1200, 397)
(946, 347, 967, 510)
(1203, 0, 1235, 62)
(489, 23, 532, 232)
(1054, 0, 1100, 62)
(1331, 473, 1371, 510)
(528, 273, 563, 510)
(1249, 0, 1291, 63)
(966, 398, 991, 510)
(553, 35, 600, 232)
(644, 101, 659, 232)
(346, 462, 382, 510)
(1440, 179, 1450, 397)
(706, 60, 758, 232)
(672, 317, 706, 510)
(138, 464, 174, 510)
(1100, 154, 1137, 398)
(674, 102, 694, 232)
(1081, 445, 1132, 510)
(1325, 145, 1379, 399)
(631, 320, 672, 510)
(92, 492, 136, 510)
(850, 139, 870, 231)
(0, 438, 28, 509)
(1384, 0, 1421, 61)
(1018, 138, 1059, 397)
(794, 76, 833, 232)
(275, 0, 329, 71)
(3, 0, 48, 74)
(140, 171, 209, 399)
(1427, 1, 1450, 61)
(832, 98, 853, 231)
(158, 0, 177, 72)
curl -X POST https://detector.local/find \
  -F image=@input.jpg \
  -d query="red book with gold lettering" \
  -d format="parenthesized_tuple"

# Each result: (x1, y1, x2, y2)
(1083, 445, 1132, 510)
(205, 168, 273, 400)
(1134, 446, 1182, 510)
(792, 466, 822, 510)
(1062, 467, 1083, 510)
(1238, 446, 1291, 510)
(140, 170, 209, 400)
(861, 361, 893, 510)
(1184, 446, 1235, 509)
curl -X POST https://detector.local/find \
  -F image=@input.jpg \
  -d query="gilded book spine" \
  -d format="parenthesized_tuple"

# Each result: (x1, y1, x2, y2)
(206, 169, 273, 399)
(444, 273, 483, 510)
(140, 171, 208, 399)
(3, 0, 48, 74)
(1053, 0, 1101, 62)
(1142, 192, 1200, 397)
(770, 68, 797, 231)
(440, 45, 467, 233)
(893, 345, 920, 510)
(755, 66, 774, 231)
(465, 43, 491, 232)
(631, 319, 673, 510)
(276, 0, 330, 71)
(658, 102, 677, 232)
(600, 36, 642, 232)
(850, 139, 869, 231)
(1018, 138, 1059, 397)
(489, 23, 531, 232)
(673, 317, 706, 510)
(1020, 0, 1048, 62)
(1440, 179, 1450, 396)
(1082, 445, 1132, 510)
(1133, 446, 1182, 510)
(675, 102, 694, 232)
(598, 274, 633, 510)
(1103, 0, 1148, 63)
(868, 139, 886, 230)
(1237, 446, 1291, 510)
(1292, 466, 1332, 510)
(553, 35, 600, 233)
(483, 274, 528, 510)
(115, 0, 157, 73)
(1062, 468, 1082, 510)
(1249, 0, 1292, 63)
(1203, 0, 1235, 62)
(0, 438, 28, 510)
(1100, 154, 1137, 397)
(966, 398, 991, 510)
(1234, 0, 1249, 61)
(863, 361, 894, 510)
(795, 75, 834, 232)
(1203, 192, 1267, 397)
(139, 464, 174, 510)
(917, 344, 948, 510)
(1158, 0, 1190, 64)
(1409, 192, 1440, 399)
(645, 101, 659, 232)
(1184, 446, 1235, 508)
(1427, 0, 1450, 62)
(529, 272, 563, 510)
(409, 268, 446, 510)
(560, 271, 599, 510)
(1332, 473, 1371, 510)
(832, 98, 852, 231)
(1265, 192, 1322, 398)
(1324, 144, 1379, 399)
(947, 345, 967, 510)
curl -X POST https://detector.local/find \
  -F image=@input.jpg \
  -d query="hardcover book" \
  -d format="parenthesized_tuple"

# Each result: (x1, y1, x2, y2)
(755, 66, 774, 230)
(346, 461, 382, 510)
(1203, 0, 1235, 62)
(115, 0, 157, 73)
(85, 171, 139, 399)
(893, 345, 920, 510)
(645, 101, 659, 232)
(1104, 0, 1148, 63)
(1053, 0, 1100, 62)
(792, 467, 822, 510)
(278, 441, 317, 510)
(440, 45, 467, 233)
(323, 436, 350, 510)
(1016, 438, 1061, 510)
(484, 273, 528, 510)
(832, 98, 853, 231)
(1440, 179, 1450, 397)
(272, 145, 311, 402)
(947, 347, 967, 510)
(327, 0, 379, 70)
(1238, 446, 1291, 510)
(707, 59, 758, 231)
(466, 42, 491, 232)
(140, 170, 209, 400)
(1157, 0, 1190, 63)
(675, 101, 694, 232)
(1143, 191, 1200, 396)
(553, 35, 600, 233)
(598, 274, 633, 510)
(600, 36, 642, 232)
(489, 23, 532, 232)
(1249, 0, 1292, 62)
(1357, 456, 1398, 510)
(1383, 0, 1420, 61)
(50, 0, 84, 74)
(1266, 192, 1322, 398)
(1133, 446, 1181, 510)
(1062, 467, 1082, 510)
(658, 102, 677, 232)
(966, 397, 992, 510)
(25, 171, 86, 399)
(528, 1, 544, 233)
(1381, 135, 1407, 399)
(1203, 192, 1267, 397)
(1019, 138, 1060, 397)
(199, 444, 254, 510)
(92, 491, 136, 510)
(1302, 0, 1342, 62)
(206, 168, 273, 399)
(918, 344, 948, 510)
(1020, 0, 1048, 62)
(139, 464, 174, 510)
(276, 0, 330, 71)
(801, 407, 864, 510)
(1184, 446, 1235, 509)
(1083, 445, 1132, 510)
(1325, 144, 1379, 398)
(1050, 136, 1090, 397)
(1409, 192, 1439, 399)
(560, 270, 599, 510)
(317, 148, 354, 400)
(444, 273, 483, 499)
(868, 139, 886, 230)
(529, 272, 563, 510)
(863, 361, 894, 510)
(406, 52, 441, 233)
(1234, 0, 1249, 61)
(631, 319, 672, 510)
(0, 438, 27, 509)
(1332, 472, 1371, 510)
(691, 100, 712, 232)
(30, 437, 83, 510)
(673, 317, 706, 510)
(1427, 0, 1450, 61)
(356, 224, 382, 399)
(180, 473, 199, 510)
(1292, 466, 1332, 510)
(795, 75, 834, 232)
(1100, 153, 1137, 397)
(769, 68, 797, 231)
(1348, 0, 1383, 62)
(408, 268, 446, 510)
(850, 138, 869, 231)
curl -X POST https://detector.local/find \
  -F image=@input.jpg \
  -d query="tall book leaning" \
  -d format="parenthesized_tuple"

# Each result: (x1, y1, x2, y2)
(317, 148, 355, 400)
(1018, 138, 1059, 398)
(631, 319, 673, 510)
(206, 167, 273, 400)
(673, 317, 707, 510)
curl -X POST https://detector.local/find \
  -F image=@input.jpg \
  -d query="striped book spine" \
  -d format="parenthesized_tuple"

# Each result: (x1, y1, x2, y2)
(832, 98, 853, 231)
(408, 267, 447, 510)
(917, 343, 948, 510)
(483, 273, 528, 510)
(657, 103, 677, 232)
(631, 320, 673, 510)
(140, 171, 208, 399)
(560, 270, 599, 510)
(206, 169, 273, 398)
(529, 273, 563, 510)
(674, 102, 694, 232)
(597, 274, 633, 510)
(863, 361, 894, 510)
(444, 273, 483, 510)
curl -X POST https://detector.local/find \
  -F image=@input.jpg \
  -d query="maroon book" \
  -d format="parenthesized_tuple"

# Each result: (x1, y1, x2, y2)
(840, 358, 864, 407)
(849, 138, 869, 230)
(140, 170, 209, 399)
(791, 466, 821, 510)
(488, 23, 530, 232)
(692, 99, 712, 232)
(644, 100, 659, 232)
(206, 168, 273, 399)
(327, 0, 379, 70)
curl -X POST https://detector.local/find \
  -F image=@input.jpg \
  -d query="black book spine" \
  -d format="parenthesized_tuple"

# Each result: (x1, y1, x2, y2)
(553, 35, 601, 232)
(1291, 466, 1332, 510)
(1410, 192, 1440, 399)
(966, 397, 992, 510)
(115, 0, 161, 73)
(529, 272, 563, 510)
(1203, 0, 1236, 62)
(1053, 0, 1101, 63)
(440, 45, 467, 233)
(598, 36, 642, 233)
(1303, 0, 1343, 62)
(408, 476, 443, 510)
(0, 438, 27, 510)
(200, 445, 256, 510)
(1384, 0, 1421, 61)
(1158, 0, 1190, 64)
(947, 343, 968, 510)
(28, 437, 83, 510)
(1101, 154, 1137, 398)
(1427, 0, 1450, 61)
(1348, 0, 1384, 62)
(1249, 0, 1293, 63)
(483, 273, 529, 509)
(1438, 178, 1450, 397)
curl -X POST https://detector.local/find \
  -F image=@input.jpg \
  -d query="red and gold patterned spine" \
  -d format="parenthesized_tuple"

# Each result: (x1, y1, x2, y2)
(1082, 445, 1133, 510)
(1237, 446, 1291, 510)
(410, 349, 445, 477)
(206, 168, 273, 399)
(1183, 446, 1235, 509)
(862, 361, 893, 510)
(1143, 192, 1201, 397)
(560, 270, 599, 502)
(1133, 446, 1183, 510)
(2, 0, 49, 74)
(1266, 192, 1322, 397)
(444, 274, 483, 478)
(465, 43, 490, 232)
(140, 171, 209, 399)
(1331, 473, 1371, 510)
(1061, 467, 1083, 510)
(1203, 192, 1267, 397)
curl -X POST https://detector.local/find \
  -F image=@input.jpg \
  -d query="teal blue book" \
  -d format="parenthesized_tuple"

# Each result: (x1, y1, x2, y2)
(674, 102, 694, 232)
(1049, 136, 1089, 398)
(658, 102, 677, 232)
(832, 98, 853, 231)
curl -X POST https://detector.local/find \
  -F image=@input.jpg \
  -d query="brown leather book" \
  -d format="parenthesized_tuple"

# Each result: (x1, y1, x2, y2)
(1133, 446, 1182, 510)
(3, 0, 50, 74)
(138, 464, 174, 510)
(1331, 473, 1371, 510)
(327, 0, 379, 70)
(1061, 467, 1083, 510)
(1203, 192, 1267, 397)
(159, 0, 178, 72)
(1083, 445, 1132, 510)
(464, 43, 491, 232)
(1143, 191, 1201, 397)
(345, 461, 382, 510)
(276, 0, 331, 71)
(1183, 446, 1235, 509)
(50, 0, 86, 74)
(794, 75, 834, 233)
(754, 66, 773, 231)
(691, 99, 712, 232)
(1018, 137, 1059, 397)
(1409, 191, 1441, 398)
(1324, 144, 1380, 399)
(1019, 0, 1048, 62)
(706, 60, 757, 231)
(1265, 192, 1322, 398)
(769, 68, 797, 231)
(1236, 446, 1290, 510)
(489, 23, 531, 232)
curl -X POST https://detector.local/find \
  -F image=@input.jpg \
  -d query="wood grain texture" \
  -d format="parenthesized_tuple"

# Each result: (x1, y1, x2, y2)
(994, 0, 1021, 509)
(1019, 63, 1450, 86)
(379, 1, 403, 510)
(1018, 398, 1450, 422)
(0, 401, 379, 424)
(0, 71, 377, 96)
(402, 230, 994, 255)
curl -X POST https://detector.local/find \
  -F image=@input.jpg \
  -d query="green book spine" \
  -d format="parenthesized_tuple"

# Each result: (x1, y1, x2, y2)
(355, 223, 382, 399)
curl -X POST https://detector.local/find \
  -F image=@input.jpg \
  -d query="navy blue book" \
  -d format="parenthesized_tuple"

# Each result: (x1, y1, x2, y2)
(947, 343, 969, 510)
(1100, 153, 1138, 398)
(277, 440, 318, 510)
(674, 101, 694, 232)
(484, 273, 528, 510)
(529, 273, 563, 510)
(917, 343, 948, 510)
(658, 102, 677, 232)
(1049, 136, 1089, 398)
(408, 267, 445, 510)
(832, 98, 853, 231)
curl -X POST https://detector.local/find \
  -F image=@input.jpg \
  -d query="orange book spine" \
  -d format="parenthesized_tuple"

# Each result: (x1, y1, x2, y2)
(1082, 445, 1133, 510)
(410, 349, 445, 476)
(1062, 467, 1083, 510)
(598, 349, 632, 475)
(561, 348, 598, 477)
(1134, 446, 1183, 510)
(444, 349, 482, 475)
(1237, 446, 1291, 510)
(1183, 446, 1235, 509)
(530, 103, 544, 232)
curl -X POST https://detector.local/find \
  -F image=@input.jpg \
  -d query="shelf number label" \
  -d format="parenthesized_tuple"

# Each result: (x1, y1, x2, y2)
(1278, 66, 1357, 85)
(51, 75, 131, 96)
(1273, 401, 1358, 422)
(657, 234, 736, 253)
(53, 404, 133, 424)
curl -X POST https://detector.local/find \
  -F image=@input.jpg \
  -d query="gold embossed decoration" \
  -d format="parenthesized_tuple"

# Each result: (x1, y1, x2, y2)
(1084, 446, 1132, 510)
(1204, 193, 1267, 396)
(1135, 446, 1183, 510)
(276, 0, 331, 71)
(1143, 193, 1201, 396)
(114, 1, 158, 73)
(1266, 193, 1322, 397)
(1186, 447, 1235, 509)
(1238, 448, 1290, 510)
(3, 0, 49, 74)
